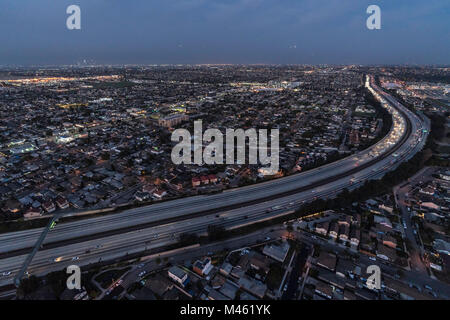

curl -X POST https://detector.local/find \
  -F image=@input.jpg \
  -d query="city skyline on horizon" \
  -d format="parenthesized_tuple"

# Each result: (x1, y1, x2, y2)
(1, 63, 450, 68)
(1, 0, 449, 66)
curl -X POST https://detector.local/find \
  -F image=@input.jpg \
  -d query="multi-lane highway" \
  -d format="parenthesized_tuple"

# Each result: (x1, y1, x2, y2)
(0, 75, 430, 287)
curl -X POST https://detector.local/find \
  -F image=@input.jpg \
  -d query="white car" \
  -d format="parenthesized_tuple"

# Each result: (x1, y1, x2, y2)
(71, 256, 79, 261)
(2, 271, 11, 276)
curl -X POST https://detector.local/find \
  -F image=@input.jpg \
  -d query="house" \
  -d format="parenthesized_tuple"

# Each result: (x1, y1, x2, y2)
(382, 235, 397, 249)
(219, 281, 239, 300)
(220, 262, 233, 276)
(343, 289, 357, 300)
(262, 241, 290, 263)
(314, 281, 333, 299)
(142, 184, 156, 194)
(350, 229, 360, 247)
(42, 201, 55, 213)
(158, 114, 189, 127)
(376, 245, 397, 262)
(237, 275, 267, 299)
(360, 232, 375, 252)
(379, 204, 394, 214)
(433, 239, 450, 256)
(336, 259, 357, 279)
(192, 177, 200, 187)
(24, 207, 41, 219)
(55, 196, 69, 209)
(210, 274, 226, 289)
(152, 189, 167, 199)
(315, 252, 337, 272)
(352, 214, 361, 227)
(208, 289, 230, 300)
(168, 266, 189, 287)
(419, 186, 435, 196)
(373, 215, 392, 229)
(134, 191, 150, 202)
(318, 270, 349, 291)
(329, 222, 339, 239)
(421, 202, 440, 210)
(208, 174, 218, 183)
(200, 176, 210, 185)
(193, 257, 213, 277)
(6, 199, 21, 214)
(338, 215, 352, 227)
(249, 253, 271, 277)
(439, 172, 450, 181)
(315, 221, 329, 236)
(339, 225, 350, 242)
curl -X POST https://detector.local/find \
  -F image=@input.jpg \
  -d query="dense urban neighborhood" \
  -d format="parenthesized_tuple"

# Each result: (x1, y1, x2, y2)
(0, 65, 448, 302)
(0, 66, 392, 221)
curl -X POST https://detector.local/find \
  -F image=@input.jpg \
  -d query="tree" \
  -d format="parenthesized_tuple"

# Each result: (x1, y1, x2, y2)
(101, 152, 110, 160)
(46, 270, 67, 297)
(207, 225, 226, 241)
(17, 275, 40, 298)
(179, 233, 199, 246)
(286, 222, 294, 239)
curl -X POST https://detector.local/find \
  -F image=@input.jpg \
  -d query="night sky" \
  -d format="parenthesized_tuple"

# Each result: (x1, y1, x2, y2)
(1, 0, 449, 65)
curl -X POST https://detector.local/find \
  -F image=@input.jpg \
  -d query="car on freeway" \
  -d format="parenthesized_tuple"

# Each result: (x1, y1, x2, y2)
(424, 285, 433, 291)
(409, 283, 421, 292)
(138, 271, 147, 278)
(1, 271, 11, 276)
(54, 257, 63, 262)
(71, 256, 79, 261)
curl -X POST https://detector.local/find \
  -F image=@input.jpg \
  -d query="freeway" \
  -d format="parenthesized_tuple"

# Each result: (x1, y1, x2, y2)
(0, 75, 429, 287)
